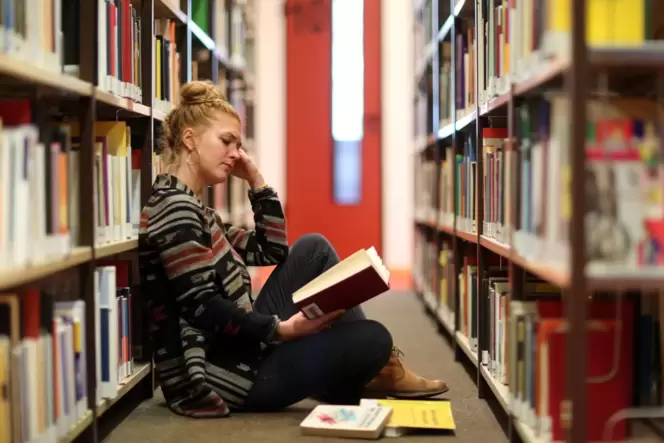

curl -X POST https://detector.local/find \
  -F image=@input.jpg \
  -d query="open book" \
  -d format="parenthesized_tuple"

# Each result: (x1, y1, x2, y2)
(293, 247, 391, 319)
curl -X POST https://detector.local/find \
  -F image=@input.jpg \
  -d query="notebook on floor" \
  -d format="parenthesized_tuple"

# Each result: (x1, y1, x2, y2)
(360, 398, 456, 437)
(299, 404, 392, 439)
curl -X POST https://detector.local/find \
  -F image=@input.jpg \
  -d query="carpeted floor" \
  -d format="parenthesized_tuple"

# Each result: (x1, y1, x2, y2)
(102, 291, 506, 442)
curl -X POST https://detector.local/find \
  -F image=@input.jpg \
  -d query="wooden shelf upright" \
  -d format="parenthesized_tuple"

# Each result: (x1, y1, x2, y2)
(0, 0, 257, 442)
(413, 0, 664, 442)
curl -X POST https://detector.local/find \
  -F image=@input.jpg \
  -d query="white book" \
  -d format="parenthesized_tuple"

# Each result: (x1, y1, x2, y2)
(300, 404, 392, 440)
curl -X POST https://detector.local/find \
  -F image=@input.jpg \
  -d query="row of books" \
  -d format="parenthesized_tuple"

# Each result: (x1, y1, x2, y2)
(453, 19, 475, 122)
(425, 1, 664, 117)
(94, 0, 144, 103)
(478, 0, 664, 103)
(0, 0, 251, 110)
(415, 92, 664, 275)
(512, 96, 664, 275)
(211, 177, 252, 227)
(413, 229, 438, 301)
(1, 111, 259, 274)
(413, 156, 436, 224)
(415, 1, 664, 442)
(1, 0, 64, 71)
(421, 240, 664, 441)
(0, 106, 76, 270)
(64, 120, 139, 246)
(191, 0, 246, 67)
(439, 42, 452, 127)
(0, 103, 140, 266)
(0, 260, 137, 443)
(154, 18, 181, 114)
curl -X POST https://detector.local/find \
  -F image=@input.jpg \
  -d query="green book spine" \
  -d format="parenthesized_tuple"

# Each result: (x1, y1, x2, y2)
(192, 0, 210, 34)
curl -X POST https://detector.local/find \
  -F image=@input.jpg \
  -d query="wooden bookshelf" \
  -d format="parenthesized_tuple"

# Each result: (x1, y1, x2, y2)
(413, 1, 664, 442)
(0, 1, 257, 442)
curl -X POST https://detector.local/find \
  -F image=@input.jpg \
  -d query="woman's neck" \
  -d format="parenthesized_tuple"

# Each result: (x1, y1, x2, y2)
(173, 164, 205, 200)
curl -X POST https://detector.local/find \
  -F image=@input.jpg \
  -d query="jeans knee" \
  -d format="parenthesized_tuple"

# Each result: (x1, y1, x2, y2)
(355, 320, 393, 369)
(292, 233, 338, 261)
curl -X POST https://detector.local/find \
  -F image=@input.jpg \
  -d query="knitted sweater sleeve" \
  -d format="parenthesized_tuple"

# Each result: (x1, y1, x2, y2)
(147, 193, 279, 342)
(224, 185, 289, 266)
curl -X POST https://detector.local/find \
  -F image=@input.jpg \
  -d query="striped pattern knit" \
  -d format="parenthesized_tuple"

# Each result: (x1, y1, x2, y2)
(138, 174, 289, 417)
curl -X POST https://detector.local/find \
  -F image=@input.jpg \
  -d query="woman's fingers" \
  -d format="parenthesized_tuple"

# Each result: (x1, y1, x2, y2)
(314, 309, 345, 329)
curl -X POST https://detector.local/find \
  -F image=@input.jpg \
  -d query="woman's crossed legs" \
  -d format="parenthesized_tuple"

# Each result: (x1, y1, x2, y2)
(243, 233, 447, 412)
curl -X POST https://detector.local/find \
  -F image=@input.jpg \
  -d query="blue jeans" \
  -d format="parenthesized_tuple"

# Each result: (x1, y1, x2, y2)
(243, 234, 393, 412)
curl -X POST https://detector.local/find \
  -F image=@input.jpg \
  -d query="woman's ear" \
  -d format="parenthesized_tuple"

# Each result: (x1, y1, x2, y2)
(181, 127, 196, 152)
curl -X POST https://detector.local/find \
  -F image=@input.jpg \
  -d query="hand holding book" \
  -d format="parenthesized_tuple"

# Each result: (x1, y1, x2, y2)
(292, 247, 391, 319)
(277, 309, 345, 340)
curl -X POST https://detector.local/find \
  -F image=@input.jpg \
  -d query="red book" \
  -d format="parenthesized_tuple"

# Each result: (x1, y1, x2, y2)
(293, 247, 390, 319)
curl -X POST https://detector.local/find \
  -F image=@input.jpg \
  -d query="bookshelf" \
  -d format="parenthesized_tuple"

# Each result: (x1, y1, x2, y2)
(413, 0, 664, 442)
(0, 0, 256, 442)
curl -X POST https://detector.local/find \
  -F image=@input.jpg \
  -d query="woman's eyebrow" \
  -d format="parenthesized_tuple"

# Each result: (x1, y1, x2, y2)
(220, 131, 241, 139)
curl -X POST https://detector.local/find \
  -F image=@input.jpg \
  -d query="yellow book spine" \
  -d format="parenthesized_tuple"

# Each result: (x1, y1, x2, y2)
(156, 37, 162, 101)
(73, 321, 82, 353)
(549, 0, 646, 45)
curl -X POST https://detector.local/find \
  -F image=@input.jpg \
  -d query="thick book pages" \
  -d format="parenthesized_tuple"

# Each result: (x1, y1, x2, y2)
(292, 247, 391, 319)
(300, 404, 392, 439)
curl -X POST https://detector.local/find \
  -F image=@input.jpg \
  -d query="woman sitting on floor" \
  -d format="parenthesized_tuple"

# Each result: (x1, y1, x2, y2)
(138, 80, 449, 417)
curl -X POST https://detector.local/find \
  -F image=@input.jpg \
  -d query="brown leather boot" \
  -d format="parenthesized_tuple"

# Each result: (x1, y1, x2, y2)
(364, 347, 449, 399)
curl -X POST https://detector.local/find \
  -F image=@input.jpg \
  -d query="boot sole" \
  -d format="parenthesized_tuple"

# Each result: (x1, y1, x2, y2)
(364, 386, 450, 400)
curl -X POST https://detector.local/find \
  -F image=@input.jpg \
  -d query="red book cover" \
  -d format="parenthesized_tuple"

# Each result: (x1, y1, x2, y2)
(545, 321, 630, 441)
(123, 0, 131, 89)
(294, 266, 389, 319)
(21, 288, 41, 339)
(536, 298, 634, 442)
(110, 2, 116, 78)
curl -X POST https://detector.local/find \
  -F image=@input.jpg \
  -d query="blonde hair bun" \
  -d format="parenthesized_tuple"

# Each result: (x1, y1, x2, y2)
(159, 80, 240, 170)
(180, 80, 227, 105)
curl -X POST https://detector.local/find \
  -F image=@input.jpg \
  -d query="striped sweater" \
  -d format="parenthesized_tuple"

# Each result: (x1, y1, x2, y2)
(138, 174, 289, 417)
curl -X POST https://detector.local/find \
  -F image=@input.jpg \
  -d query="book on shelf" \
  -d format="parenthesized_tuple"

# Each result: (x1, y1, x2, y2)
(299, 404, 392, 439)
(293, 247, 390, 320)
(455, 17, 475, 119)
(359, 398, 456, 438)
(94, 0, 143, 102)
(2, 0, 64, 71)
(510, 95, 664, 274)
(439, 42, 452, 126)
(476, 0, 664, 103)
(62, 119, 140, 246)
(414, 231, 438, 294)
(481, 127, 509, 243)
(0, 100, 80, 270)
(95, 260, 137, 402)
(154, 17, 181, 114)
(0, 260, 137, 443)
(507, 296, 635, 442)
(438, 242, 455, 326)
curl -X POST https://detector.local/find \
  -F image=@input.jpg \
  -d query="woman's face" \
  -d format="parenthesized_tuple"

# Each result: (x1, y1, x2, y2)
(193, 110, 242, 185)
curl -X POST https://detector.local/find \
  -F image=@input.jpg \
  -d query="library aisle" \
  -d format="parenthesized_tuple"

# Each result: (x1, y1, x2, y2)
(103, 291, 506, 443)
